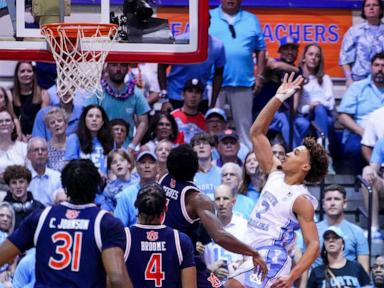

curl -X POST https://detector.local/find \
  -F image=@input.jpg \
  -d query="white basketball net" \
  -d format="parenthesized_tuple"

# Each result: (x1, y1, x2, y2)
(41, 23, 118, 103)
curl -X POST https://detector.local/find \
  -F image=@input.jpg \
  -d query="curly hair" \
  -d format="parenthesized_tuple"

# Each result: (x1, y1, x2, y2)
(3, 165, 32, 185)
(302, 137, 328, 183)
(167, 144, 198, 181)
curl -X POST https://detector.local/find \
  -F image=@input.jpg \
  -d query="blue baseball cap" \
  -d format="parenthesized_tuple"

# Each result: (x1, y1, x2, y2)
(205, 108, 228, 122)
(183, 78, 205, 93)
(279, 36, 299, 49)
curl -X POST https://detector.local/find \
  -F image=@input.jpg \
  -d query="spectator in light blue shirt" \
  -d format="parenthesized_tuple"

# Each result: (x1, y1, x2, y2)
(27, 137, 61, 206)
(114, 151, 158, 226)
(12, 249, 36, 288)
(220, 162, 255, 220)
(338, 52, 384, 174)
(191, 133, 221, 199)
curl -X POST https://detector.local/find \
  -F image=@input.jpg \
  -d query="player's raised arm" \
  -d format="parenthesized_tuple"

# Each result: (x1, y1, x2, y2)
(250, 73, 303, 173)
(189, 192, 268, 280)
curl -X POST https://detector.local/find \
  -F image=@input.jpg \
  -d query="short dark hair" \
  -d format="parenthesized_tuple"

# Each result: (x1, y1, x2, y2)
(302, 137, 328, 183)
(61, 159, 102, 204)
(3, 165, 32, 185)
(135, 183, 166, 221)
(361, 0, 383, 19)
(110, 118, 129, 131)
(371, 52, 384, 64)
(323, 184, 347, 199)
(167, 144, 198, 181)
(190, 132, 216, 147)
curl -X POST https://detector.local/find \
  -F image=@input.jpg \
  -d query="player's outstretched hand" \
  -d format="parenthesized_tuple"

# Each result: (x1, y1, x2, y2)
(270, 274, 294, 288)
(252, 252, 268, 282)
(274, 72, 304, 102)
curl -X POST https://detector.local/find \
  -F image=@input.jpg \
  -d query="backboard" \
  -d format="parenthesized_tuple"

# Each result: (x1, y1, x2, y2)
(0, 0, 208, 63)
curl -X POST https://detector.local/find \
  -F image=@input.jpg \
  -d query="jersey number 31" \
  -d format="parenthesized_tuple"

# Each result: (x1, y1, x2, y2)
(48, 231, 83, 272)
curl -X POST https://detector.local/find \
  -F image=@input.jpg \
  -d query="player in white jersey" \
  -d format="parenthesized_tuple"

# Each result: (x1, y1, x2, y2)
(226, 73, 329, 288)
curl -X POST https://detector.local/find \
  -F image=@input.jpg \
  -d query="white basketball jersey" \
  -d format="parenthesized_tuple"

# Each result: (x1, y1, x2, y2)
(244, 170, 318, 252)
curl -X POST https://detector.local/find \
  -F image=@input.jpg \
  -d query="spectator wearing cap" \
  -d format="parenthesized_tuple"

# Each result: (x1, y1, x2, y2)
(209, 0, 266, 150)
(171, 78, 207, 144)
(158, 20, 225, 113)
(253, 35, 301, 148)
(205, 108, 249, 162)
(191, 133, 221, 199)
(214, 129, 242, 168)
(114, 151, 158, 227)
(297, 184, 369, 273)
(307, 226, 371, 288)
(372, 255, 384, 287)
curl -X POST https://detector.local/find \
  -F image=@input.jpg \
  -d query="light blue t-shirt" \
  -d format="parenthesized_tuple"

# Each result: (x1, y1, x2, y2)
(338, 76, 384, 143)
(167, 35, 226, 101)
(371, 137, 384, 164)
(114, 182, 141, 227)
(194, 165, 222, 199)
(64, 134, 108, 175)
(87, 86, 150, 142)
(297, 219, 369, 268)
(233, 194, 255, 220)
(12, 249, 36, 288)
(209, 6, 266, 87)
(99, 178, 133, 212)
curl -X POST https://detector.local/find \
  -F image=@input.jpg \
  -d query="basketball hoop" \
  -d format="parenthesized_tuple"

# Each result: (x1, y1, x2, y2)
(41, 23, 118, 103)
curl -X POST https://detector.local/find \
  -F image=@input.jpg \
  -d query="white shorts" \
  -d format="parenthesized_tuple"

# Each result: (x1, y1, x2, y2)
(229, 245, 291, 288)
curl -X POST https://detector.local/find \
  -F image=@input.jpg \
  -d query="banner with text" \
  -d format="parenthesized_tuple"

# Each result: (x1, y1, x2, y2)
(157, 8, 352, 78)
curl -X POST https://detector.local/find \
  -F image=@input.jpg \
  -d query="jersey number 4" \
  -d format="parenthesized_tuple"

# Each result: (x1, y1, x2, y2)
(145, 253, 165, 287)
(48, 231, 83, 272)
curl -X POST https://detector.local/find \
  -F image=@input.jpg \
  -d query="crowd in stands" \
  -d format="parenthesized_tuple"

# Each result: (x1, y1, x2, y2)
(1, 0, 384, 286)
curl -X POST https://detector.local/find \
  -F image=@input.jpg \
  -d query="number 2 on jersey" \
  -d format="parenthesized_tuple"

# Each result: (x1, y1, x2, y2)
(48, 231, 82, 272)
(145, 253, 165, 287)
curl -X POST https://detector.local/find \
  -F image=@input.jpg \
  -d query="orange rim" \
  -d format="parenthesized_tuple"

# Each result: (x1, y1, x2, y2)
(41, 23, 118, 39)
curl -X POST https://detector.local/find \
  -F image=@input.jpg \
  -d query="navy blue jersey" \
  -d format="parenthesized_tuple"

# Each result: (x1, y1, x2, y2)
(8, 202, 126, 288)
(159, 174, 202, 246)
(125, 224, 195, 287)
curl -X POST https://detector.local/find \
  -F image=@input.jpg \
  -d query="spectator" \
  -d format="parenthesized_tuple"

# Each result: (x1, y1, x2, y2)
(0, 202, 15, 288)
(0, 111, 28, 182)
(298, 184, 369, 272)
(296, 44, 335, 150)
(253, 36, 300, 147)
(0, 86, 22, 140)
(65, 105, 113, 176)
(154, 139, 172, 179)
(2, 165, 45, 228)
(114, 151, 158, 227)
(11, 62, 49, 138)
(221, 162, 254, 219)
(125, 183, 196, 287)
(307, 226, 371, 288)
(100, 149, 134, 212)
(32, 91, 82, 141)
(215, 129, 242, 167)
(110, 118, 130, 149)
(340, 0, 384, 86)
(361, 106, 384, 162)
(204, 184, 247, 282)
(271, 139, 287, 162)
(26, 137, 61, 207)
(88, 62, 150, 153)
(361, 137, 384, 240)
(158, 24, 225, 112)
(191, 133, 221, 198)
(141, 112, 182, 153)
(209, 0, 266, 149)
(12, 248, 35, 288)
(171, 78, 207, 143)
(44, 107, 68, 171)
(338, 52, 384, 174)
(239, 151, 266, 203)
(372, 255, 384, 287)
(204, 108, 249, 161)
